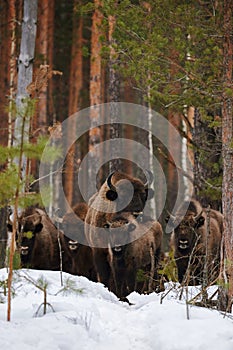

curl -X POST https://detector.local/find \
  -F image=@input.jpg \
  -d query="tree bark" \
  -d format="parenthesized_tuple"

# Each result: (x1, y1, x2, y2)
(8, 0, 38, 322)
(8, 0, 17, 149)
(108, 7, 122, 173)
(14, 0, 38, 152)
(0, 1, 11, 147)
(64, 0, 83, 205)
(89, 0, 103, 194)
(35, 0, 50, 129)
(220, 0, 233, 313)
(0, 0, 17, 269)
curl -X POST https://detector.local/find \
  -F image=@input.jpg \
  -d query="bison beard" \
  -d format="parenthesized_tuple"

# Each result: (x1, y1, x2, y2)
(106, 213, 163, 299)
(169, 199, 223, 286)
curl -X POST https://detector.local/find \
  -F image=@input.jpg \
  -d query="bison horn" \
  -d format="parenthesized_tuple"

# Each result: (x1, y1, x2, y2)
(144, 169, 154, 187)
(53, 208, 63, 224)
(106, 172, 116, 191)
(193, 210, 203, 222)
(165, 209, 176, 222)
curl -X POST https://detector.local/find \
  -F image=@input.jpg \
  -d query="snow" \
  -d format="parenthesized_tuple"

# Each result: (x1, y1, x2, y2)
(0, 269, 233, 350)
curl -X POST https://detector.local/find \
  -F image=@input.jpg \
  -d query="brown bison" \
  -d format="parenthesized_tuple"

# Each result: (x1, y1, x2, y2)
(85, 171, 155, 288)
(61, 203, 96, 281)
(106, 212, 163, 299)
(16, 207, 72, 271)
(168, 199, 223, 285)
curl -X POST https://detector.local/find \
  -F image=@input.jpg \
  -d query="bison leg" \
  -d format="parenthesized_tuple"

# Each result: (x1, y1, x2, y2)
(93, 249, 111, 288)
(176, 257, 189, 284)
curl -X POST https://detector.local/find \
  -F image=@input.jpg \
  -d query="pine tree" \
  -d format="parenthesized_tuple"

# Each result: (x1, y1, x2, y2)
(88, 0, 104, 194)
(220, 0, 233, 312)
(64, 0, 84, 205)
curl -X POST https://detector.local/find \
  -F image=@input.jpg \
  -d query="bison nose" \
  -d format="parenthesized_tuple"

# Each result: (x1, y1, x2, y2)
(68, 240, 78, 250)
(112, 245, 124, 257)
(178, 239, 189, 249)
(21, 246, 29, 255)
(103, 223, 110, 229)
(113, 245, 122, 253)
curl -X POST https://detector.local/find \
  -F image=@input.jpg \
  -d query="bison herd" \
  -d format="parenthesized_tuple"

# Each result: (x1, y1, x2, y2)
(9, 171, 224, 300)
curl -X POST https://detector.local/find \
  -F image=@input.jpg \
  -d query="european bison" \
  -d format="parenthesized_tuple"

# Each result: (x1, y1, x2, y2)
(105, 212, 163, 299)
(85, 171, 155, 288)
(168, 199, 223, 285)
(61, 203, 96, 281)
(16, 207, 72, 271)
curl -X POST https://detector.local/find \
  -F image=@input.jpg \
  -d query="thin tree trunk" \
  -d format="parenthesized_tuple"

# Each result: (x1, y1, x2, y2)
(64, 0, 83, 205)
(0, 0, 17, 269)
(47, 0, 55, 124)
(0, 1, 10, 147)
(8, 0, 17, 149)
(0, 208, 8, 268)
(147, 85, 156, 217)
(167, 111, 182, 208)
(8, 0, 38, 322)
(30, 1, 54, 190)
(89, 0, 103, 195)
(14, 0, 38, 165)
(220, 0, 233, 313)
(35, 0, 49, 129)
(108, 8, 122, 173)
(123, 82, 135, 176)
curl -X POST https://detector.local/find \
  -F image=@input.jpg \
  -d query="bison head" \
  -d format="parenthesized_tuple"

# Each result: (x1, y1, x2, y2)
(103, 212, 145, 257)
(170, 211, 205, 253)
(18, 208, 44, 263)
(85, 171, 154, 248)
(60, 203, 88, 249)
(105, 171, 154, 213)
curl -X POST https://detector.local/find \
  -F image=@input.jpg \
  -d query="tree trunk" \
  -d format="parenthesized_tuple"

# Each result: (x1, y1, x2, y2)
(8, 0, 38, 322)
(0, 208, 8, 268)
(0, 1, 11, 147)
(89, 0, 103, 195)
(220, 0, 233, 313)
(8, 0, 17, 149)
(14, 0, 38, 155)
(47, 0, 55, 125)
(167, 111, 182, 209)
(30, 1, 54, 190)
(53, 1, 73, 123)
(35, 0, 50, 130)
(64, 0, 83, 205)
(108, 8, 122, 173)
(0, 0, 17, 269)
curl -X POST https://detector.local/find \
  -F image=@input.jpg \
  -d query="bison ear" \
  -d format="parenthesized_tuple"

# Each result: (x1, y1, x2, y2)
(196, 216, 205, 228)
(106, 190, 118, 201)
(145, 188, 154, 200)
(34, 223, 43, 234)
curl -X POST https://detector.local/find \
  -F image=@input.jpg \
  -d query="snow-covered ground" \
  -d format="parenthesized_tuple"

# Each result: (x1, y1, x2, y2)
(0, 268, 232, 350)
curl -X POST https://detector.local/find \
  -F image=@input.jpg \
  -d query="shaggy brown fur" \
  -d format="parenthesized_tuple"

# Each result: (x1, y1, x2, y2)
(106, 212, 163, 299)
(85, 172, 155, 288)
(61, 203, 96, 281)
(17, 207, 71, 271)
(169, 200, 223, 285)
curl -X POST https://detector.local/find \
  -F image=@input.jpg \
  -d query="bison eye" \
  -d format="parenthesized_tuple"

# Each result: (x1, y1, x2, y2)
(103, 223, 110, 229)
